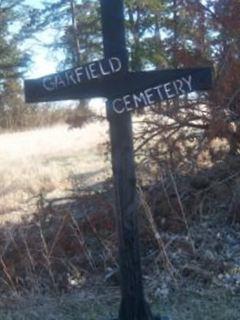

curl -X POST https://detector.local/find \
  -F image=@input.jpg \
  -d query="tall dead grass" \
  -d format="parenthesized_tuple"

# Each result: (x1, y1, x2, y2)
(0, 122, 110, 224)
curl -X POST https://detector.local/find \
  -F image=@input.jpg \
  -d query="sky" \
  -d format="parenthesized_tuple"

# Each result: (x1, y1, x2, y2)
(23, 0, 61, 78)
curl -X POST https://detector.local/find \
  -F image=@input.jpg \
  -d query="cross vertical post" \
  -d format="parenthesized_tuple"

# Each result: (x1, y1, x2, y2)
(24, 2, 212, 318)
(100, 1, 154, 319)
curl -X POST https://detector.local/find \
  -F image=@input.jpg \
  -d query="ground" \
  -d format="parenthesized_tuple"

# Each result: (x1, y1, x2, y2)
(0, 122, 239, 319)
(0, 122, 110, 224)
(0, 285, 239, 319)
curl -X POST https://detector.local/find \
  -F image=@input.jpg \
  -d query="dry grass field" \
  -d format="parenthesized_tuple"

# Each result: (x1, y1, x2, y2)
(0, 121, 110, 224)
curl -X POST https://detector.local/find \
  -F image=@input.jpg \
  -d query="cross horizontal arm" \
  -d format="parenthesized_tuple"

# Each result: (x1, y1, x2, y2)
(24, 67, 212, 105)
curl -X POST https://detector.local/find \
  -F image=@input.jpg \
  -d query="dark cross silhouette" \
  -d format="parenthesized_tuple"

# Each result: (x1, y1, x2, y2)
(24, 1, 212, 319)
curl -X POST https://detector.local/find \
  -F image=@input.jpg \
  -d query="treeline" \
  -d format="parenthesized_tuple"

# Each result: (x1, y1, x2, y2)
(0, 103, 93, 132)
(1, 0, 240, 164)
(0, 78, 92, 131)
(0, 104, 68, 132)
(0, 79, 62, 131)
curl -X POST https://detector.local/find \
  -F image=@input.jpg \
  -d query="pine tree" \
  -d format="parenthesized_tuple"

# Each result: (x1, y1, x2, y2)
(0, 0, 32, 129)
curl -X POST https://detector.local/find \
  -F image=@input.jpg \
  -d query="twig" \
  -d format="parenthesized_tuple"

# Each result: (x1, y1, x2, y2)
(38, 222, 56, 289)
(168, 169, 196, 255)
(69, 213, 97, 270)
(0, 257, 18, 293)
(137, 185, 177, 283)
